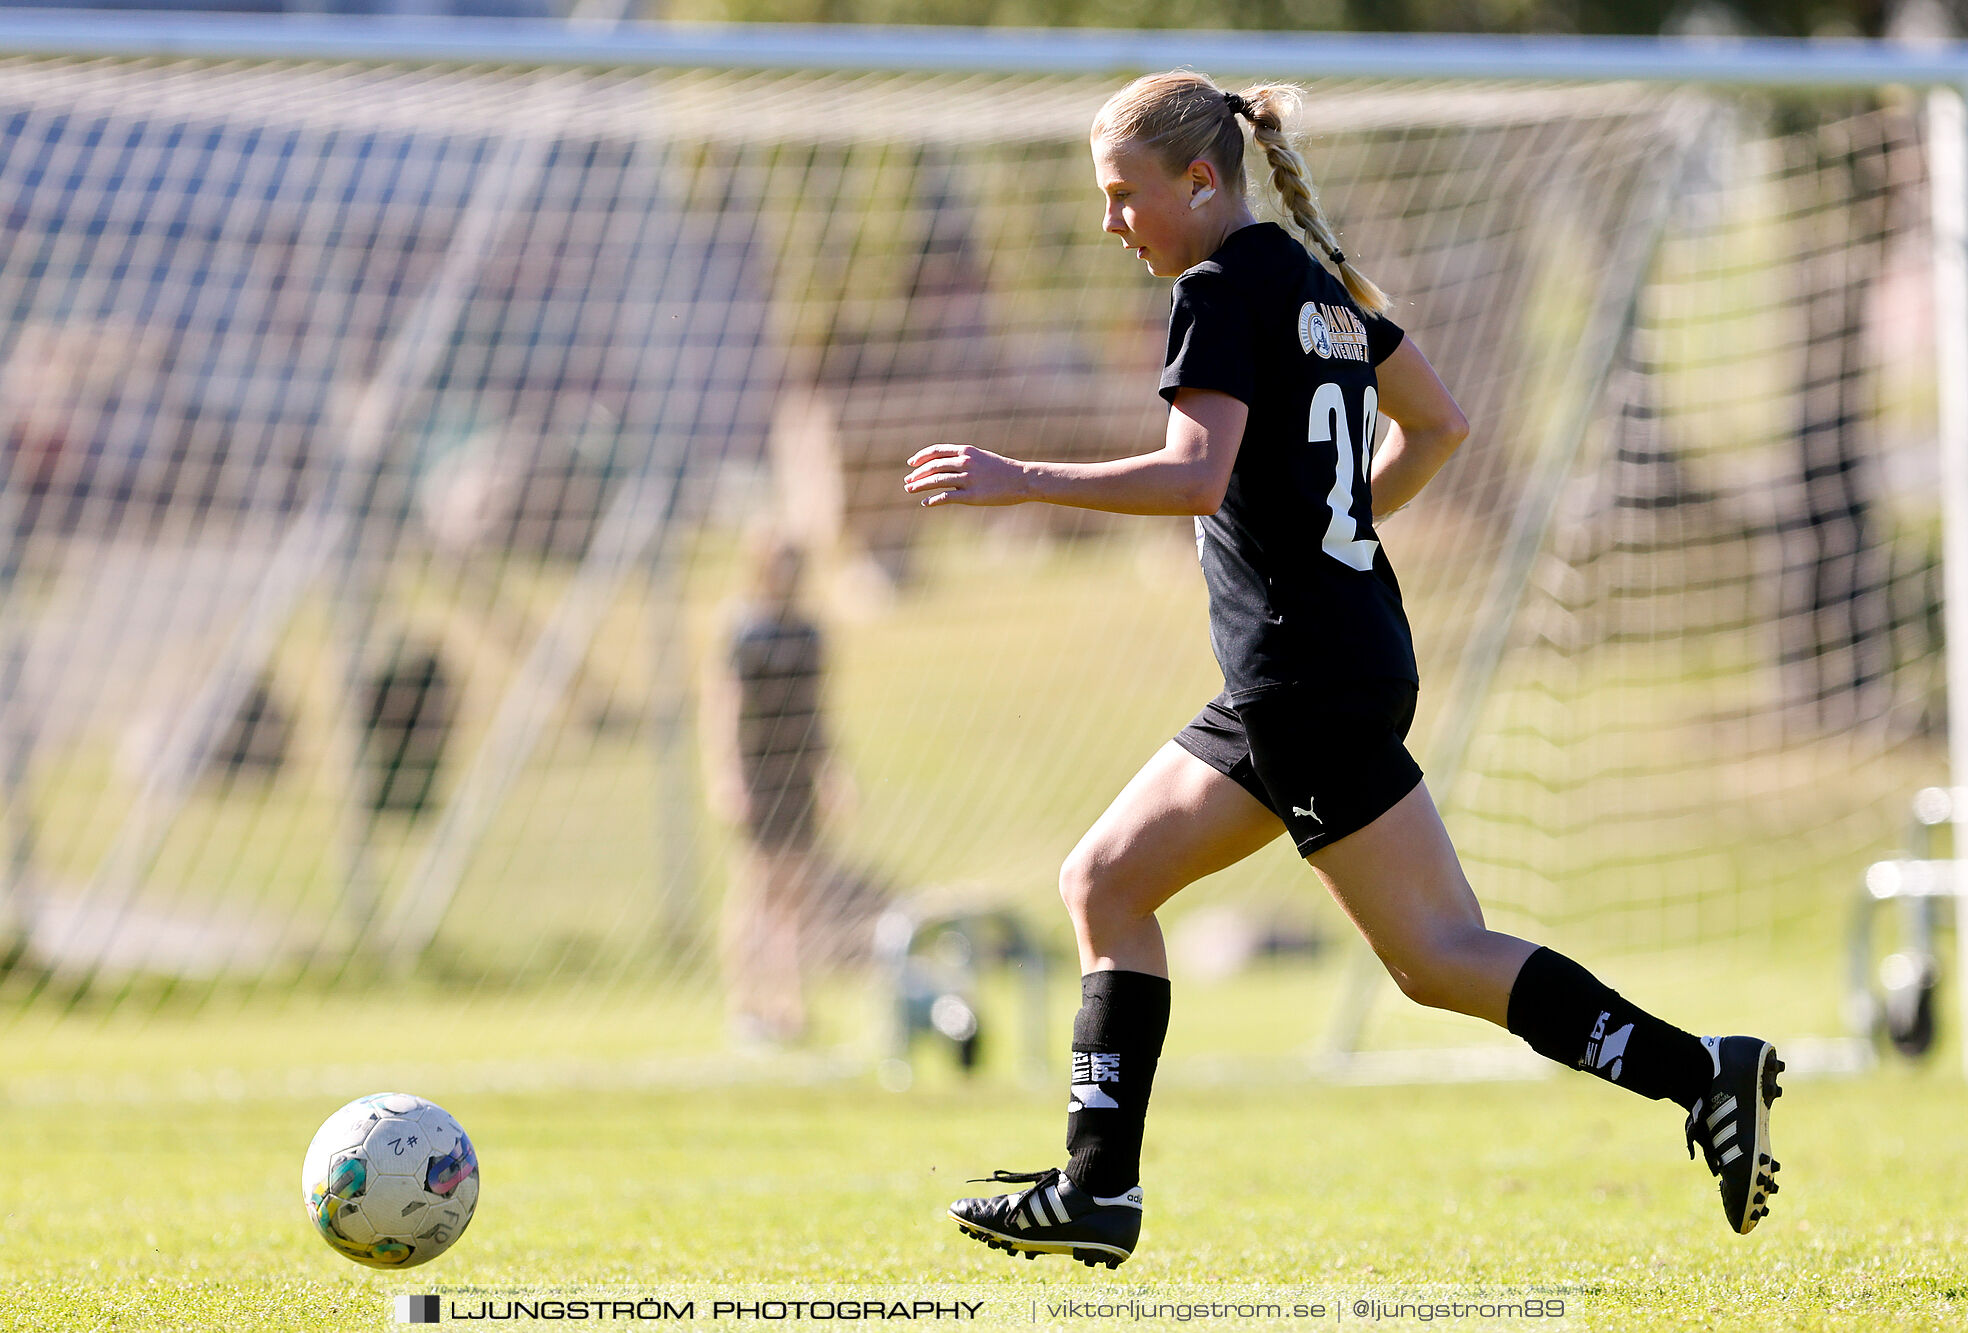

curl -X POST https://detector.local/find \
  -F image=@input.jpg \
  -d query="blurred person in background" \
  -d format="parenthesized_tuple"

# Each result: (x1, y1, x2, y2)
(703, 527, 856, 1047)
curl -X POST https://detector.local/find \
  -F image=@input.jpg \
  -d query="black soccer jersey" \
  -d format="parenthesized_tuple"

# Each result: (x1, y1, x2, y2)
(1158, 221, 1418, 702)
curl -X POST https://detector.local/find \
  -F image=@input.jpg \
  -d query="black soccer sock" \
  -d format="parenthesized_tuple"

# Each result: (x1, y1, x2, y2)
(1064, 969, 1171, 1198)
(1505, 946, 1712, 1110)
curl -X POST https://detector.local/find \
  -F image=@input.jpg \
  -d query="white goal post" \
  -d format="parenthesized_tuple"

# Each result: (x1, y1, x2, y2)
(1, 16, 1965, 1081)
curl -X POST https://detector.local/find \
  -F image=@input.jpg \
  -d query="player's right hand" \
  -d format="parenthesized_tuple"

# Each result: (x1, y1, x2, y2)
(903, 444, 1030, 507)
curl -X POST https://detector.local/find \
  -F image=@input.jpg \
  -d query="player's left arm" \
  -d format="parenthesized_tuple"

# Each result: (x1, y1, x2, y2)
(1368, 336, 1468, 519)
(903, 388, 1247, 517)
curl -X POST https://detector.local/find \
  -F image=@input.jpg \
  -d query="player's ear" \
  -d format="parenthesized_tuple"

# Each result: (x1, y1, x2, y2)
(1186, 159, 1220, 211)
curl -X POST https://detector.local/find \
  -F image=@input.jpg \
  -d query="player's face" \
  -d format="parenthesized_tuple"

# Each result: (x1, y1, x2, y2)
(1091, 137, 1213, 279)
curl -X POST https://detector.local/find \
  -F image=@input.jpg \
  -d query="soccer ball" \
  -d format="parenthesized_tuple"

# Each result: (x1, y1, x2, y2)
(302, 1093, 479, 1268)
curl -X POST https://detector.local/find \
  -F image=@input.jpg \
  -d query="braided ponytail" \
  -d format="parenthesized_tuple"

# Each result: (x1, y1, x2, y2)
(1092, 72, 1391, 314)
(1233, 84, 1391, 315)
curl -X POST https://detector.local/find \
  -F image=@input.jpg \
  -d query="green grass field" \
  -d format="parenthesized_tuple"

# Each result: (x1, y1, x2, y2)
(4, 947, 1965, 1332)
(5, 1028, 1966, 1332)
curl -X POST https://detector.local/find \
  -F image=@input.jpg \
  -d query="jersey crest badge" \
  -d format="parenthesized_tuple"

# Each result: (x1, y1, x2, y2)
(1298, 302, 1335, 360)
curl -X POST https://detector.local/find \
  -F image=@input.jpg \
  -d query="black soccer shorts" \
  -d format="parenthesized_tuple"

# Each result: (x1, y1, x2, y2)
(1172, 680, 1424, 857)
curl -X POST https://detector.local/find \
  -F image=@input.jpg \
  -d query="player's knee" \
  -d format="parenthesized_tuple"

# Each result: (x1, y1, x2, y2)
(1057, 848, 1105, 921)
(1379, 924, 1489, 1012)
(1058, 844, 1147, 927)
(1387, 963, 1456, 1011)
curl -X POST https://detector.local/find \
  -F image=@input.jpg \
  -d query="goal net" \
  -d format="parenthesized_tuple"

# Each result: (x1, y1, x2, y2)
(0, 40, 1942, 1091)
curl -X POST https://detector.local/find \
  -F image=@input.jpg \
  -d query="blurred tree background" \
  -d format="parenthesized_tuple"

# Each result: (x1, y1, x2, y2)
(657, 0, 1959, 38)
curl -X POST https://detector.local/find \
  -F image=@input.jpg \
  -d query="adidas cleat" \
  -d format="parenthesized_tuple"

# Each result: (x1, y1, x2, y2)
(947, 1167, 1140, 1268)
(1685, 1036, 1784, 1235)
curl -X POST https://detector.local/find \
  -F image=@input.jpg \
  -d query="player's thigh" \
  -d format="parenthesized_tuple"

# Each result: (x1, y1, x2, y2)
(1303, 780, 1485, 965)
(1232, 682, 1473, 959)
(1063, 740, 1284, 920)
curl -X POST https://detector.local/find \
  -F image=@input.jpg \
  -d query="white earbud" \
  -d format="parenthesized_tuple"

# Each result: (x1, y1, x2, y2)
(1189, 186, 1216, 210)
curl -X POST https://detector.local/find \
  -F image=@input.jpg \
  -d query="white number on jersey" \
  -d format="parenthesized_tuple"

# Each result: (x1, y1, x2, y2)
(1310, 381, 1379, 572)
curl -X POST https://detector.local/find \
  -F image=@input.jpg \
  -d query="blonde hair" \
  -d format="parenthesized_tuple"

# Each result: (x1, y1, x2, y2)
(1090, 71, 1391, 315)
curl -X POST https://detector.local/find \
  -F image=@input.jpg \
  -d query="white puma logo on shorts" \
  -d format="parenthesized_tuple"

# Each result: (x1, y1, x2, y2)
(1291, 800, 1322, 823)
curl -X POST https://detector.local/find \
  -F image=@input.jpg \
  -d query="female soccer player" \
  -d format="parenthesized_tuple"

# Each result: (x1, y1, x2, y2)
(903, 71, 1783, 1269)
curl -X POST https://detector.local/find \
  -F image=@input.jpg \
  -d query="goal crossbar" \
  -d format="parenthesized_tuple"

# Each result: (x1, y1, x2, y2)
(0, 15, 1966, 88)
